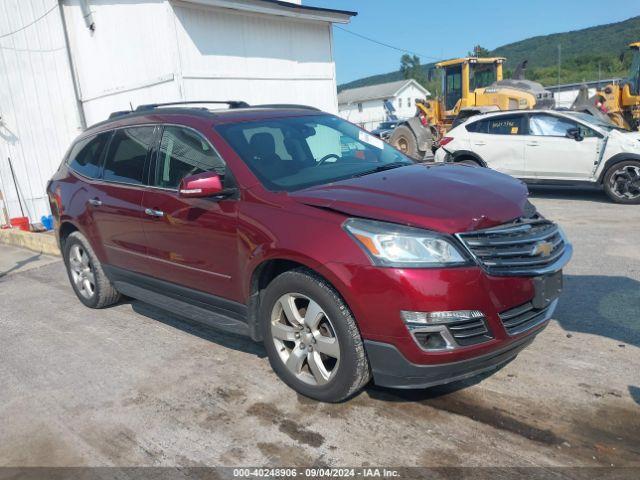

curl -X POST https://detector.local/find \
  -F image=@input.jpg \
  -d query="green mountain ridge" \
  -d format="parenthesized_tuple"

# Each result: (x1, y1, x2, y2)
(338, 15, 640, 92)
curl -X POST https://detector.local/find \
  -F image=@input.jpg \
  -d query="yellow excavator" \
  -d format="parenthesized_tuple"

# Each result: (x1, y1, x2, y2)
(389, 56, 555, 159)
(572, 42, 640, 131)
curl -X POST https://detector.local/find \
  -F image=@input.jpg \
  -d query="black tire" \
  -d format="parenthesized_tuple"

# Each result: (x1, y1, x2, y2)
(63, 231, 121, 308)
(260, 268, 371, 402)
(389, 125, 421, 160)
(603, 160, 640, 204)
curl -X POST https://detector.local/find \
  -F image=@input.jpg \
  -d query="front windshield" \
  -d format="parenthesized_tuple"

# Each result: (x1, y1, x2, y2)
(565, 111, 628, 132)
(216, 115, 414, 192)
(470, 63, 497, 90)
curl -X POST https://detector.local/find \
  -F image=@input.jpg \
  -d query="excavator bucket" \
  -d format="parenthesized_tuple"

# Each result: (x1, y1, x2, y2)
(570, 85, 617, 125)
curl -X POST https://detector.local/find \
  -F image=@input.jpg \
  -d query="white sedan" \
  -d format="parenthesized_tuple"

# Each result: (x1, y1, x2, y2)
(434, 109, 640, 204)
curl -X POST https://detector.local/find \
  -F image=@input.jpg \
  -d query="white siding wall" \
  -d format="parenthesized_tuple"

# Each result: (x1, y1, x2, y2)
(0, 0, 82, 223)
(338, 83, 429, 132)
(393, 83, 427, 118)
(174, 3, 337, 113)
(339, 100, 385, 131)
(63, 0, 182, 124)
(63, 0, 338, 125)
(0, 0, 341, 223)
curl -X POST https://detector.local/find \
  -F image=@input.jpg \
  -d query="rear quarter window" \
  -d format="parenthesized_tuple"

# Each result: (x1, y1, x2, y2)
(465, 120, 487, 133)
(467, 116, 524, 135)
(67, 132, 111, 178)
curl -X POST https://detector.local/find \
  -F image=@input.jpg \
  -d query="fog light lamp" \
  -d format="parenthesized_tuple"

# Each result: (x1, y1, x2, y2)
(414, 331, 448, 350)
(401, 310, 484, 325)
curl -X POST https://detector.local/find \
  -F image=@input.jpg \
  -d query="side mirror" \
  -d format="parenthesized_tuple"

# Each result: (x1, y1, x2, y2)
(566, 128, 583, 142)
(178, 171, 224, 198)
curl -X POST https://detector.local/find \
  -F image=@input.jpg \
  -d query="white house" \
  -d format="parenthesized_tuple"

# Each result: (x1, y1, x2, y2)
(0, 0, 355, 224)
(338, 79, 430, 131)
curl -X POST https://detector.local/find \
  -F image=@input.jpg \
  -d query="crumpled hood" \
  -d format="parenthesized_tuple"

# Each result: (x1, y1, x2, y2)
(609, 129, 640, 150)
(290, 163, 531, 234)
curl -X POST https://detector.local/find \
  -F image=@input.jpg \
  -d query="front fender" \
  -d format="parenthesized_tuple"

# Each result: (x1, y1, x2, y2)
(597, 152, 640, 183)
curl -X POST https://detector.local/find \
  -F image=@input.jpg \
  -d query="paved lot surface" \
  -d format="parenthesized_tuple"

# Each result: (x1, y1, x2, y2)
(1, 188, 639, 471)
(0, 245, 58, 278)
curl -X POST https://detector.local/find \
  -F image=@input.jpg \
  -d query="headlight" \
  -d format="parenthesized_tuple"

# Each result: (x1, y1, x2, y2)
(343, 218, 468, 268)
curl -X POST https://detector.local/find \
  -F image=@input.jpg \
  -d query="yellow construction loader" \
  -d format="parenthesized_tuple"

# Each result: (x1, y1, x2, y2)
(389, 56, 555, 159)
(572, 42, 640, 130)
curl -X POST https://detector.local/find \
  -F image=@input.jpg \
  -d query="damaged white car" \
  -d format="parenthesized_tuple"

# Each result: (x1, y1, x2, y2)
(434, 109, 640, 204)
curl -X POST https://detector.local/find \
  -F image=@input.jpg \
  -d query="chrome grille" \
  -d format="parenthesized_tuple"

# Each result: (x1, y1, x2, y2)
(407, 314, 493, 351)
(499, 301, 553, 336)
(456, 217, 568, 276)
(447, 316, 492, 346)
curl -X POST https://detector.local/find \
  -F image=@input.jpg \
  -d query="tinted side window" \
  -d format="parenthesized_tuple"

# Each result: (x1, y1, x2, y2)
(466, 120, 488, 133)
(154, 126, 226, 189)
(67, 132, 110, 178)
(577, 123, 600, 138)
(103, 127, 155, 185)
(486, 115, 524, 135)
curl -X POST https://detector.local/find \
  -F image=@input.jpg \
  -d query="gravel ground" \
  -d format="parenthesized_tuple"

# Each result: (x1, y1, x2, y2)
(0, 188, 638, 474)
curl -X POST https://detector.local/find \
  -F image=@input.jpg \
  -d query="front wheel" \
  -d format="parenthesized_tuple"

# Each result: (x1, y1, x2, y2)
(603, 161, 640, 204)
(260, 268, 371, 402)
(389, 125, 422, 160)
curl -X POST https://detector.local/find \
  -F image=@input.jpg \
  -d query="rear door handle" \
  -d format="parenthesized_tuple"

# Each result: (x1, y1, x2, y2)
(144, 208, 164, 218)
(526, 142, 539, 146)
(88, 198, 102, 206)
(474, 141, 486, 146)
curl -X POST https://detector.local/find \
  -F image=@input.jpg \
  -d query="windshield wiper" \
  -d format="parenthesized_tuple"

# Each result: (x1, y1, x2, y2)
(352, 162, 411, 178)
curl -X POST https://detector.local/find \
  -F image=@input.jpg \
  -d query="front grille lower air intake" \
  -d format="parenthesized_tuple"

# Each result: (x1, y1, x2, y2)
(499, 301, 555, 336)
(456, 217, 570, 276)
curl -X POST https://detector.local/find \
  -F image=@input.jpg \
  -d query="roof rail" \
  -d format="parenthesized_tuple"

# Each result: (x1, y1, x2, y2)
(135, 100, 250, 111)
(106, 101, 319, 121)
(108, 110, 133, 119)
(254, 104, 320, 111)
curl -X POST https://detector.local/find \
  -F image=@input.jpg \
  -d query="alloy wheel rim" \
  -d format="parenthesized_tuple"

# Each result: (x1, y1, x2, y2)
(610, 165, 640, 200)
(69, 244, 96, 299)
(396, 137, 408, 153)
(270, 293, 340, 386)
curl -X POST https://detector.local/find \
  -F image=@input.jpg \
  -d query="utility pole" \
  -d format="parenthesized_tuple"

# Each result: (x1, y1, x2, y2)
(598, 62, 602, 87)
(557, 44, 562, 87)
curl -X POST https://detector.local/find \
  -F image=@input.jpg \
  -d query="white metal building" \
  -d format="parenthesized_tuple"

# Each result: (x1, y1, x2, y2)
(546, 78, 621, 108)
(0, 0, 355, 224)
(337, 79, 430, 131)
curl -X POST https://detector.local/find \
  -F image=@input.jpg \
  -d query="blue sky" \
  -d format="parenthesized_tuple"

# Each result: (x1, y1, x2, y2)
(307, 0, 639, 85)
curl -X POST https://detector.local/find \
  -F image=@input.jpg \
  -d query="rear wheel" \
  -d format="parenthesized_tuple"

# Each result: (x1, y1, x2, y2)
(63, 231, 121, 308)
(390, 125, 422, 160)
(261, 268, 371, 402)
(603, 161, 640, 204)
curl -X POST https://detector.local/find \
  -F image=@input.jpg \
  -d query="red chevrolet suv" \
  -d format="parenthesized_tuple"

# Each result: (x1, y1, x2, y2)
(48, 102, 572, 402)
